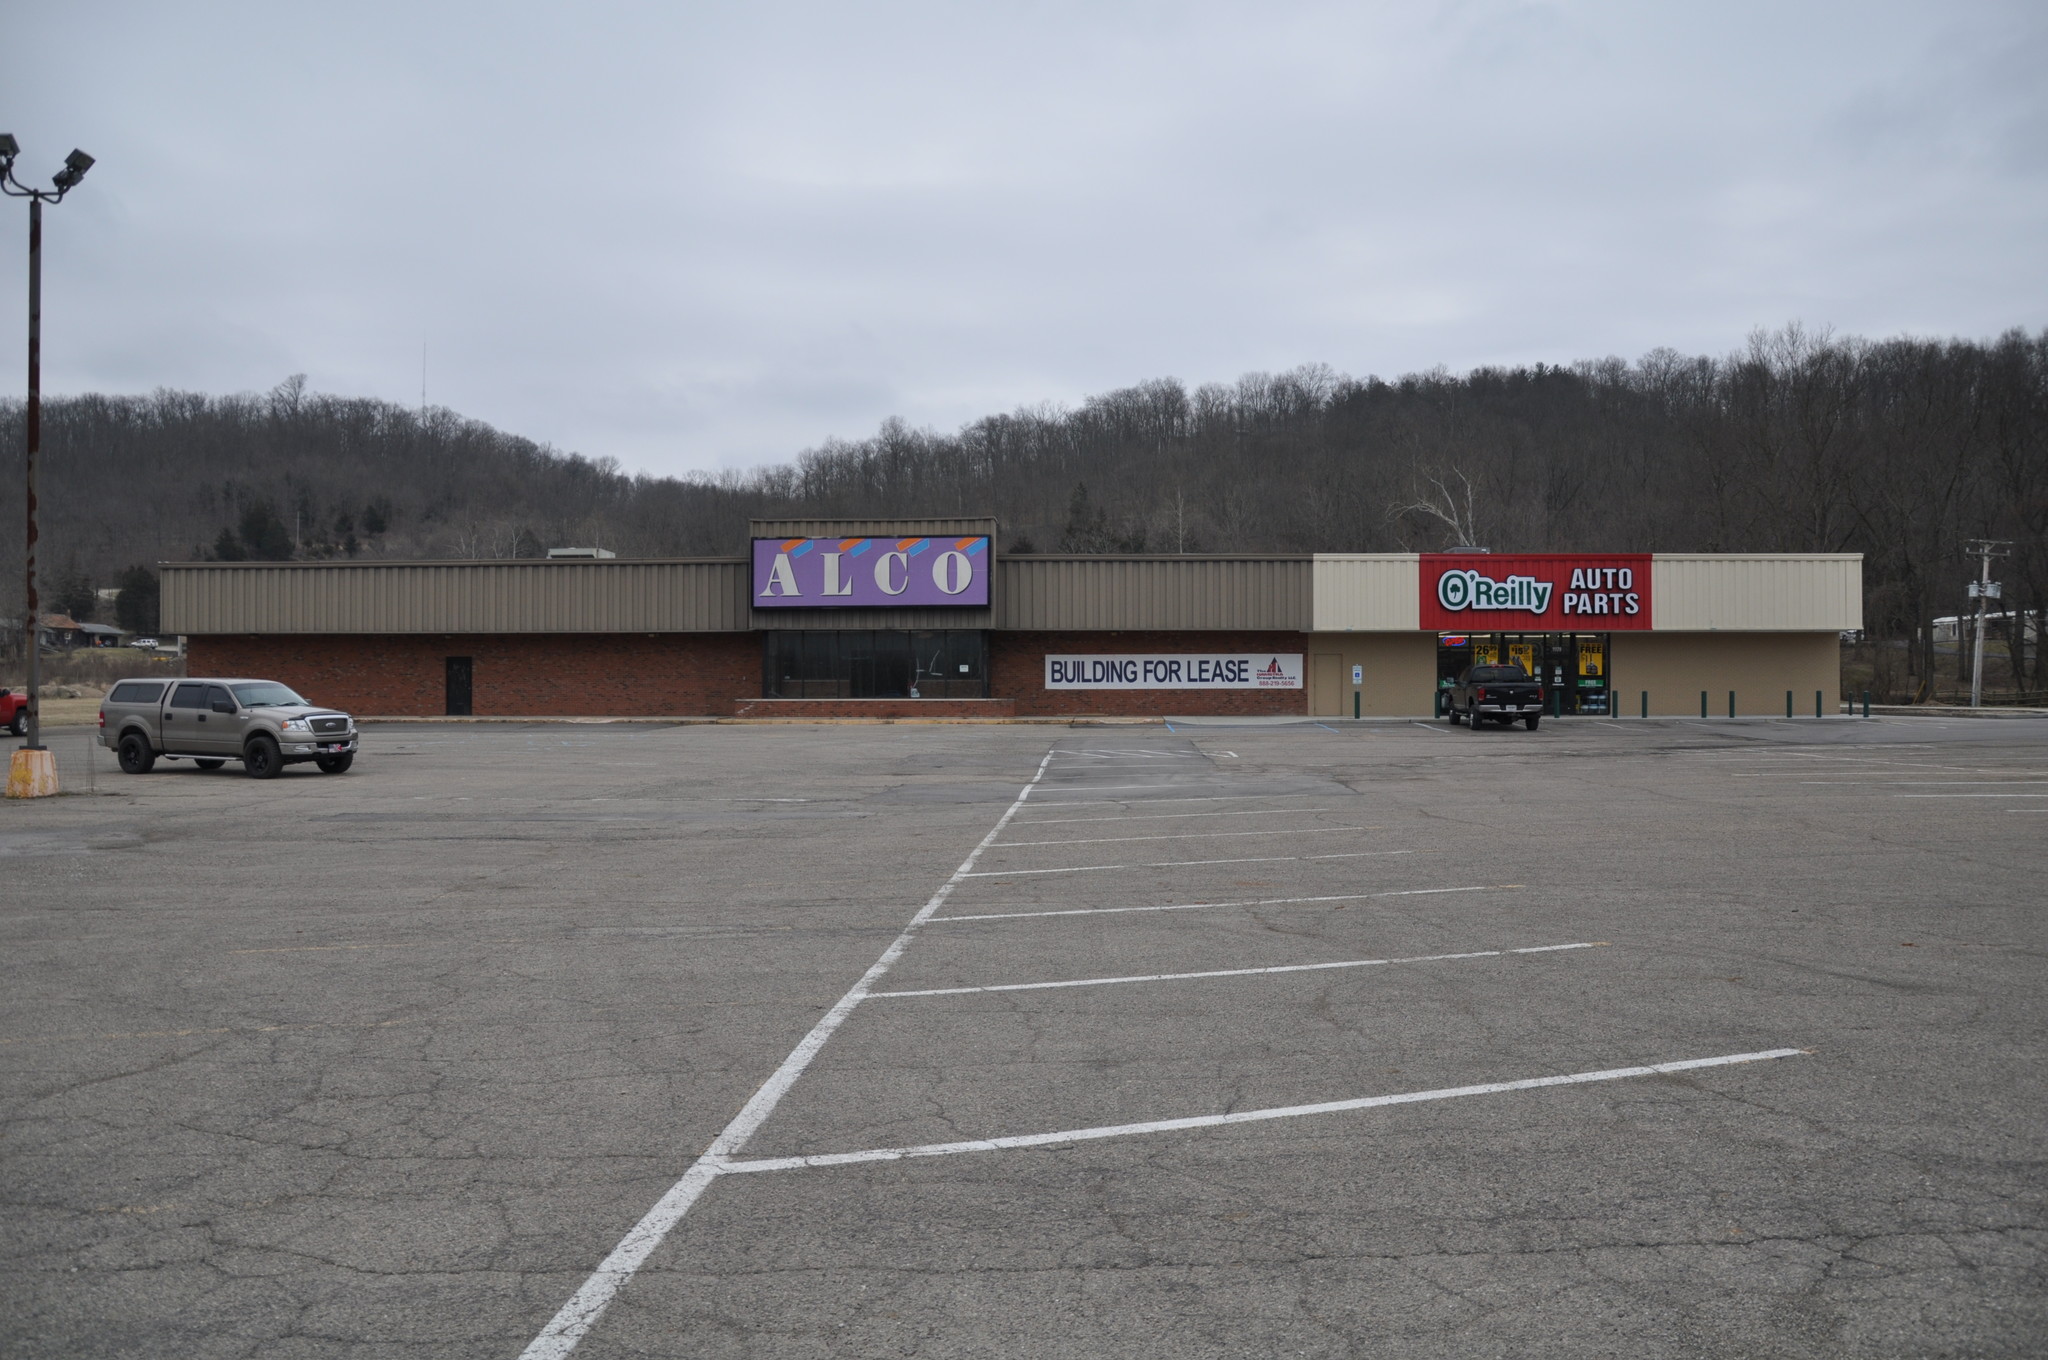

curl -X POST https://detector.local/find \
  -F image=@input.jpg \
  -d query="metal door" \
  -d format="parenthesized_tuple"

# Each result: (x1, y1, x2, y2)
(1311, 654, 1344, 716)
(162, 681, 210, 753)
(446, 657, 473, 716)
(198, 684, 241, 756)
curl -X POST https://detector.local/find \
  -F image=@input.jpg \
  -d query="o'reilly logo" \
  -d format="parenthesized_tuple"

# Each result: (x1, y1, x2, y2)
(1436, 569, 1553, 614)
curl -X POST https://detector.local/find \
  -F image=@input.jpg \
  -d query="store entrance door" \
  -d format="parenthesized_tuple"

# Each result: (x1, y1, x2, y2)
(1437, 632, 1611, 715)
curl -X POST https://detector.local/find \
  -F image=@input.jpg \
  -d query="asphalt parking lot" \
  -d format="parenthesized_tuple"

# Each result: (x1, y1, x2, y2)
(3, 715, 2045, 1358)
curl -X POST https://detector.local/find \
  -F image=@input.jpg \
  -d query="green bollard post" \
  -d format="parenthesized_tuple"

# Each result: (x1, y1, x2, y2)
(1786, 689, 1793, 719)
(1862, 690, 1870, 718)
(1700, 690, 1708, 719)
(1640, 690, 1648, 719)
(1728, 690, 1736, 719)
(1816, 689, 1823, 719)
(1353, 690, 1359, 720)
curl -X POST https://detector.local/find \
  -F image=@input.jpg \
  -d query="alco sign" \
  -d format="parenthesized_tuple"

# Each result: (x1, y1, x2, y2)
(1420, 553, 1653, 630)
(752, 535, 991, 608)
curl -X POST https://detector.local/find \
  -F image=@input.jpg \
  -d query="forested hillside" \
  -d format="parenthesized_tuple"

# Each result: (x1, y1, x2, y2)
(2, 325, 2043, 687)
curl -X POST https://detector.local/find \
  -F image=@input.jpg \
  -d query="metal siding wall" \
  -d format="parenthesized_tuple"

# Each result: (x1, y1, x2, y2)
(161, 561, 749, 634)
(1310, 556, 1421, 630)
(749, 517, 998, 541)
(1652, 555, 1863, 631)
(996, 557, 1310, 630)
(753, 608, 995, 630)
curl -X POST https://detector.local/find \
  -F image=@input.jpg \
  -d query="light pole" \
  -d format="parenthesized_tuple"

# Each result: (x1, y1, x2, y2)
(1, 136, 93, 776)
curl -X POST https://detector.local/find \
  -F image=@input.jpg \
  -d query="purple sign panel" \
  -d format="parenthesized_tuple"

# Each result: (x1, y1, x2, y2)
(751, 535, 991, 608)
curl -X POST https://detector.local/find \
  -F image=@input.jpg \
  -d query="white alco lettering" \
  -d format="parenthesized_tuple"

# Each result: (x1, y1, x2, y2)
(874, 552, 910, 596)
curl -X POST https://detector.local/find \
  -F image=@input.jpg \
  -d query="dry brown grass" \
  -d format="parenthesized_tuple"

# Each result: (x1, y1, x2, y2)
(0, 650, 185, 697)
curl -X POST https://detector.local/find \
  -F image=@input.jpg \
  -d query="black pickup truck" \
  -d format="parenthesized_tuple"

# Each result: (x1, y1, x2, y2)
(1447, 664, 1545, 730)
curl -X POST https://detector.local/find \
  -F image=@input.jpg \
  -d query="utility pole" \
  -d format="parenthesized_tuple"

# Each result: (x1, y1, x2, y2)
(1966, 539, 2011, 709)
(2, 136, 94, 798)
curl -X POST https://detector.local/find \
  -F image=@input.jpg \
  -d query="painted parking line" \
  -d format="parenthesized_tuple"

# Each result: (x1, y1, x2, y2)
(961, 849, 1415, 878)
(995, 824, 1371, 848)
(1894, 793, 2048, 798)
(516, 748, 1061, 1360)
(1017, 793, 1337, 810)
(716, 1050, 1809, 1175)
(1011, 808, 1344, 826)
(930, 883, 1509, 924)
(1028, 783, 1327, 796)
(870, 942, 1602, 999)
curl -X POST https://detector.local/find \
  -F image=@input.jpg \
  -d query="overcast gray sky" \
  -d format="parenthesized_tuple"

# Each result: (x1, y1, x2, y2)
(6, 1, 2044, 477)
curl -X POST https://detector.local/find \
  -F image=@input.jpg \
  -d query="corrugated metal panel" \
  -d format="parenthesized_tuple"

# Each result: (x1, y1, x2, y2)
(1311, 555, 1421, 631)
(996, 556, 1311, 630)
(753, 607, 995, 630)
(749, 517, 998, 541)
(1652, 555, 1863, 631)
(161, 560, 749, 634)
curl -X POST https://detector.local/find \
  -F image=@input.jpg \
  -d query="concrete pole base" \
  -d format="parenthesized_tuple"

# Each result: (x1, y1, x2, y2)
(6, 748, 60, 799)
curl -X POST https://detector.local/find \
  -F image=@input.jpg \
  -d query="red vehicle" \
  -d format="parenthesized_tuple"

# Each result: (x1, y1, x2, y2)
(1, 687, 27, 737)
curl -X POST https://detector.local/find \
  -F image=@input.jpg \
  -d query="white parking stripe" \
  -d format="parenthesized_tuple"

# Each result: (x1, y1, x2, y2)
(995, 825, 1370, 848)
(1016, 793, 1335, 809)
(1029, 783, 1309, 795)
(961, 850, 1413, 878)
(517, 749, 1060, 1360)
(715, 1050, 1808, 1174)
(870, 942, 1600, 998)
(1013, 808, 1342, 826)
(930, 883, 1503, 924)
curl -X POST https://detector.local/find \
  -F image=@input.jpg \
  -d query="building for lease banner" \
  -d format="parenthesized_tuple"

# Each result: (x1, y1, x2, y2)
(159, 517, 1862, 719)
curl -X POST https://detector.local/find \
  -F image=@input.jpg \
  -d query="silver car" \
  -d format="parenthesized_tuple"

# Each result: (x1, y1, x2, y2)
(99, 677, 359, 779)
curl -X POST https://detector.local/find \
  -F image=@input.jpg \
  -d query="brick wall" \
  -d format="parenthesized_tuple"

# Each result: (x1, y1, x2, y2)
(187, 629, 1318, 718)
(187, 633, 759, 717)
(993, 632, 1311, 716)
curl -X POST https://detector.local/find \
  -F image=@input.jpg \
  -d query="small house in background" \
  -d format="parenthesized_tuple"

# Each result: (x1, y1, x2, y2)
(33, 614, 129, 650)
(78, 623, 128, 648)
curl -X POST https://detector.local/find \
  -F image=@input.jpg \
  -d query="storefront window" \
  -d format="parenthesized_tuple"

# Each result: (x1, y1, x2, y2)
(1438, 632, 1612, 715)
(763, 630, 988, 699)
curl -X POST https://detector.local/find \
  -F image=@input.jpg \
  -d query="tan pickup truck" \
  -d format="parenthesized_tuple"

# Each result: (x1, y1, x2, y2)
(99, 678, 358, 779)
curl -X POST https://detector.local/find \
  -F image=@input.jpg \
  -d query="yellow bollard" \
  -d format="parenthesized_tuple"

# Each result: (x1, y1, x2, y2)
(6, 748, 60, 798)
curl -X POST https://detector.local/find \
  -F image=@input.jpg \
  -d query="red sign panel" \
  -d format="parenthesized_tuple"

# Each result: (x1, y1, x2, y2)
(1420, 553, 1653, 631)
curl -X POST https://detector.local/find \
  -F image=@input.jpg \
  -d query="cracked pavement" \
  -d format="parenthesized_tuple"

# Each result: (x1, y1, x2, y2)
(2, 717, 2044, 1357)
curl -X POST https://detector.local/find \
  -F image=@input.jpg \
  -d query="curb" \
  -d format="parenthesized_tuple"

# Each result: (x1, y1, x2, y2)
(354, 715, 1166, 727)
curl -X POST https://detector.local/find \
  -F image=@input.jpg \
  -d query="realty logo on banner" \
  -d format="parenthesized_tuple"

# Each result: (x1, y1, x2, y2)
(1419, 554, 1653, 630)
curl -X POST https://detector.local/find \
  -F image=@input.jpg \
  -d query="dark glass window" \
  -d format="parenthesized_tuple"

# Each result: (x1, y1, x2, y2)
(764, 631, 987, 699)
(169, 682, 208, 709)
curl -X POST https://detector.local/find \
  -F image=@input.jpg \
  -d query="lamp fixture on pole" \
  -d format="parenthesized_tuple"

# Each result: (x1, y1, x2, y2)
(2, 135, 94, 797)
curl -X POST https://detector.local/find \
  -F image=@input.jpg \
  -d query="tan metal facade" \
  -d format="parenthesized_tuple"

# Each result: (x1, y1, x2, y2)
(750, 517, 998, 542)
(1651, 555, 1862, 632)
(161, 560, 749, 635)
(995, 556, 1312, 631)
(1310, 553, 1862, 632)
(163, 551, 1858, 636)
(1310, 556, 1420, 631)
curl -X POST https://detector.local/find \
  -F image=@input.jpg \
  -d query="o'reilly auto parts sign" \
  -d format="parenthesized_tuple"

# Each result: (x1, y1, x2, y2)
(1420, 554, 1652, 630)
(1046, 654, 1304, 689)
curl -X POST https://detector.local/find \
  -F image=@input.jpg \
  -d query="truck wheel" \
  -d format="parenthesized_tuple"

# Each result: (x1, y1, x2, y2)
(195, 758, 226, 770)
(117, 733, 156, 774)
(1447, 706, 1462, 726)
(1466, 708, 1484, 729)
(243, 735, 283, 780)
(6, 711, 22, 737)
(1524, 714, 1540, 731)
(316, 754, 354, 774)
